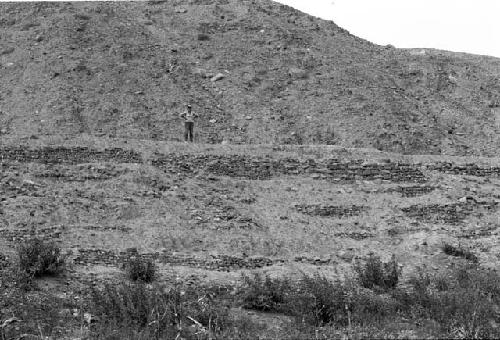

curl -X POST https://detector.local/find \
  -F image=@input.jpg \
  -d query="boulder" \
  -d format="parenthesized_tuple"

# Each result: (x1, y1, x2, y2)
(288, 67, 308, 79)
(0, 47, 14, 56)
(192, 67, 208, 78)
(210, 73, 225, 82)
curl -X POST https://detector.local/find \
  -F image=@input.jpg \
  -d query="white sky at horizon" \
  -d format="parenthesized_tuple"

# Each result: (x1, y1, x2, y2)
(274, 0, 500, 58)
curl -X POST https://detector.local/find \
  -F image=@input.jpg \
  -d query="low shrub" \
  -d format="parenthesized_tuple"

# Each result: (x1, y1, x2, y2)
(89, 283, 231, 339)
(394, 265, 500, 338)
(354, 254, 401, 290)
(292, 273, 353, 326)
(294, 274, 401, 327)
(442, 243, 478, 262)
(0, 253, 9, 270)
(74, 13, 91, 21)
(125, 257, 156, 283)
(240, 273, 292, 312)
(197, 33, 210, 41)
(17, 238, 65, 277)
(0, 280, 78, 338)
(240, 272, 400, 327)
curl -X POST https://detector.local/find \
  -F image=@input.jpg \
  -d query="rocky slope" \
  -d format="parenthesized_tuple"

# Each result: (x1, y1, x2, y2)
(1, 0, 500, 155)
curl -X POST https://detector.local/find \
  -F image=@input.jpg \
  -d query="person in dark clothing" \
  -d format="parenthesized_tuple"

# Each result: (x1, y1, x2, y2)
(179, 104, 198, 142)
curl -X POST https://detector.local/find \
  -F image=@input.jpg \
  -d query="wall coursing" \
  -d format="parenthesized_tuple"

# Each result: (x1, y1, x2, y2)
(395, 185, 436, 197)
(428, 162, 500, 177)
(152, 154, 428, 183)
(0, 146, 142, 164)
(402, 199, 498, 224)
(295, 204, 369, 218)
(72, 248, 278, 271)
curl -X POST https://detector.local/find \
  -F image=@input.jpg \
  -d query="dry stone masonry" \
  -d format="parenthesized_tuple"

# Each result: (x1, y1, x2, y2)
(0, 146, 142, 164)
(295, 204, 369, 218)
(0, 225, 63, 242)
(35, 164, 128, 181)
(72, 248, 278, 271)
(395, 185, 436, 197)
(1, 174, 44, 198)
(152, 154, 275, 180)
(402, 198, 498, 224)
(361, 185, 436, 197)
(428, 162, 500, 177)
(72, 248, 339, 271)
(152, 153, 428, 183)
(319, 160, 427, 183)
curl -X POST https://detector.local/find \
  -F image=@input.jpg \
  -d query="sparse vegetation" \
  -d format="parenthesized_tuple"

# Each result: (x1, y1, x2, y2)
(239, 271, 399, 327)
(442, 243, 478, 262)
(239, 263, 500, 338)
(3, 240, 500, 339)
(124, 257, 156, 283)
(89, 282, 232, 339)
(0, 266, 79, 339)
(0, 253, 8, 270)
(394, 264, 500, 338)
(74, 13, 91, 20)
(241, 273, 292, 312)
(354, 253, 401, 290)
(197, 33, 210, 41)
(17, 238, 66, 278)
(291, 273, 357, 326)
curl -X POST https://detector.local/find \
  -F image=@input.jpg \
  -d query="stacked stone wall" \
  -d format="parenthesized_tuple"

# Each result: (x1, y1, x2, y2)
(402, 200, 498, 224)
(428, 162, 500, 177)
(295, 204, 368, 218)
(152, 154, 427, 183)
(0, 146, 142, 164)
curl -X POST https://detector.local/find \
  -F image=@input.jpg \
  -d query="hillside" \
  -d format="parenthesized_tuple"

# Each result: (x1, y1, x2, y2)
(2, 1, 500, 338)
(1, 0, 500, 155)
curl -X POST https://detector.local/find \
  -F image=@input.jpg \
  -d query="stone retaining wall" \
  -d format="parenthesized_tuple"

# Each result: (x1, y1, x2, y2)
(395, 185, 436, 197)
(72, 248, 339, 271)
(428, 162, 500, 177)
(402, 200, 498, 224)
(152, 154, 427, 183)
(321, 160, 427, 183)
(0, 226, 63, 242)
(5, 147, 500, 182)
(72, 248, 278, 271)
(35, 164, 127, 181)
(295, 204, 369, 218)
(0, 146, 142, 164)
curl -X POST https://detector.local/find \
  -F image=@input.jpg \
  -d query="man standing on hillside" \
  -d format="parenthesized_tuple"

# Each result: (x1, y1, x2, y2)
(179, 104, 198, 143)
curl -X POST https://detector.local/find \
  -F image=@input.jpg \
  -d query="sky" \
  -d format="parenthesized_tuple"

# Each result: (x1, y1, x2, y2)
(274, 0, 500, 58)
